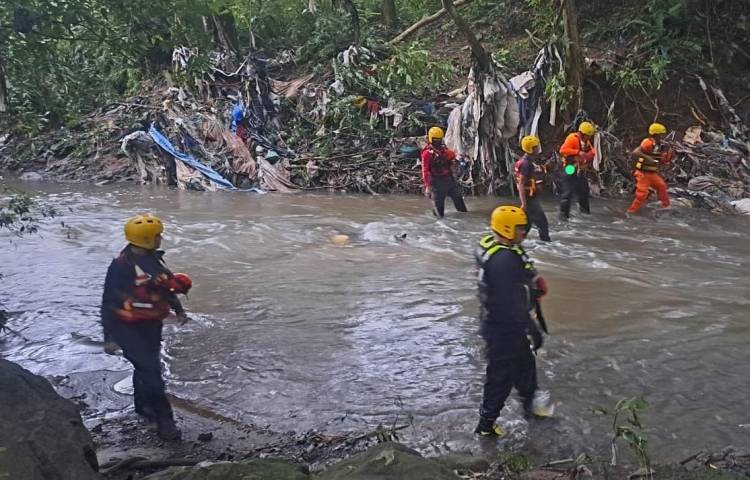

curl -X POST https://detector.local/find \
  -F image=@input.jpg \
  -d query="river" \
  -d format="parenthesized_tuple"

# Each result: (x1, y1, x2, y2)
(1, 183, 749, 462)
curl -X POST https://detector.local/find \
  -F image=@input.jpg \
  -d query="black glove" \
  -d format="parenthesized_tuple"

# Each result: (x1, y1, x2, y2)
(529, 328, 544, 351)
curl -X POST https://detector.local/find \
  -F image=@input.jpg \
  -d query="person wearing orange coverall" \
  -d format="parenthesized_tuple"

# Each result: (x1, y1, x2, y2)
(626, 123, 673, 214)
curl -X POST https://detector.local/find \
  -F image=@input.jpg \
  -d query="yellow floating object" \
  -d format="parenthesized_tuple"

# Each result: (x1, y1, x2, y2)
(353, 96, 367, 108)
(331, 234, 350, 245)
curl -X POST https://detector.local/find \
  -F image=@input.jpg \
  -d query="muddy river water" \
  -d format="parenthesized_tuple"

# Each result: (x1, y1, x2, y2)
(2, 184, 749, 461)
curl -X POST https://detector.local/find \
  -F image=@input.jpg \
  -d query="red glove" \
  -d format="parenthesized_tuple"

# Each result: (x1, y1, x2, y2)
(662, 149, 674, 164)
(165, 273, 193, 294)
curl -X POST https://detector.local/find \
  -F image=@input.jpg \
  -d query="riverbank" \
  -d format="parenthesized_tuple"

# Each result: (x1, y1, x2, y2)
(0, 361, 750, 480)
(3, 356, 750, 480)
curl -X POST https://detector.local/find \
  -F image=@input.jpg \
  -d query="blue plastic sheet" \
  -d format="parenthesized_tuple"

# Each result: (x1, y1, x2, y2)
(148, 125, 264, 193)
(230, 103, 244, 132)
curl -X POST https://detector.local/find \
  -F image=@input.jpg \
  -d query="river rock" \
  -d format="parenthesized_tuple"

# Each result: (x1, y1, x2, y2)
(730, 198, 750, 215)
(316, 442, 460, 480)
(19, 171, 43, 181)
(143, 459, 309, 480)
(0, 359, 99, 480)
(433, 452, 490, 474)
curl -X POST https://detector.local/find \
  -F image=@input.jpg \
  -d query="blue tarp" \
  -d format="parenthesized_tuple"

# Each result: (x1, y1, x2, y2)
(230, 103, 244, 132)
(148, 125, 264, 194)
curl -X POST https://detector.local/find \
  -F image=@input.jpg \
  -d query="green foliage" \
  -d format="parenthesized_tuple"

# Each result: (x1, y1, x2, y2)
(608, 54, 670, 91)
(594, 397, 652, 475)
(544, 71, 574, 111)
(498, 452, 534, 475)
(336, 42, 453, 99)
(526, 0, 559, 37)
(376, 43, 453, 97)
(299, 12, 356, 63)
(491, 48, 513, 67)
(0, 189, 57, 236)
(0, 0, 456, 135)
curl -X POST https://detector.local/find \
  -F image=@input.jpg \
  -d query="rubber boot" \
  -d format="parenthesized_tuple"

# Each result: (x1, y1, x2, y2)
(156, 416, 182, 441)
(474, 417, 505, 437)
(135, 404, 157, 421)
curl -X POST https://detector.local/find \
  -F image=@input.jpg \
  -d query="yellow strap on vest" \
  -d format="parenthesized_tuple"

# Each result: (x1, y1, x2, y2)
(479, 235, 532, 270)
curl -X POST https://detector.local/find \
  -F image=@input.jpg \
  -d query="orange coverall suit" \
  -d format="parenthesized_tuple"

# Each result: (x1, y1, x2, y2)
(627, 137, 673, 213)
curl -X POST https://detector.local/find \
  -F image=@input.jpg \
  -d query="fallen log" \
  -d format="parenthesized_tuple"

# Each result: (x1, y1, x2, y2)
(387, 0, 473, 46)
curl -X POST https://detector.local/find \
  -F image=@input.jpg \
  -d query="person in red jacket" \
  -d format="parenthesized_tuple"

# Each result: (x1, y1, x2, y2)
(421, 126, 467, 218)
(515, 135, 551, 241)
(101, 214, 192, 441)
(627, 123, 673, 214)
(558, 121, 597, 220)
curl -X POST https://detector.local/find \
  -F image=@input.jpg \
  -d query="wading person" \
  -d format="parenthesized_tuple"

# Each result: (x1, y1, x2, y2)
(558, 121, 597, 220)
(475, 206, 550, 437)
(421, 126, 468, 218)
(101, 214, 192, 441)
(627, 122, 673, 214)
(515, 135, 551, 241)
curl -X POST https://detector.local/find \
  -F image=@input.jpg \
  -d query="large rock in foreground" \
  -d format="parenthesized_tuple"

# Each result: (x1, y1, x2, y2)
(0, 358, 99, 480)
(316, 442, 460, 480)
(143, 459, 310, 480)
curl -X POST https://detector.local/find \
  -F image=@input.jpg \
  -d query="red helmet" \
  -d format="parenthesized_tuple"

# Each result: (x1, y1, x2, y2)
(169, 273, 192, 294)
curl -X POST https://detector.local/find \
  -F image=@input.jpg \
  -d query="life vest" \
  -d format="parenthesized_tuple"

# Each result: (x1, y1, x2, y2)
(477, 234, 536, 305)
(477, 235, 536, 274)
(114, 263, 172, 324)
(635, 137, 672, 172)
(425, 145, 452, 177)
(561, 133, 594, 171)
(476, 235, 548, 335)
(514, 156, 545, 197)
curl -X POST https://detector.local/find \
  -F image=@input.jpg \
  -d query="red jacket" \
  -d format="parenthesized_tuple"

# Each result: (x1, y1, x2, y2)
(421, 144, 457, 188)
(559, 132, 596, 167)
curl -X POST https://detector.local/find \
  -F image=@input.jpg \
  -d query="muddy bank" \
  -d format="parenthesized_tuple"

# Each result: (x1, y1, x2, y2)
(5, 357, 750, 480)
(50, 368, 411, 479)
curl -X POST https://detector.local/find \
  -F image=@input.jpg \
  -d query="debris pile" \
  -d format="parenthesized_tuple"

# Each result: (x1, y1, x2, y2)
(1, 45, 748, 214)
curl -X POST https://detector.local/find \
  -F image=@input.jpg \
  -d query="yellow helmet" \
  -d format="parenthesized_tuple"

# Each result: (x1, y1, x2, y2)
(490, 205, 528, 241)
(427, 126, 445, 143)
(521, 135, 541, 154)
(578, 121, 596, 136)
(124, 214, 164, 250)
(649, 123, 667, 135)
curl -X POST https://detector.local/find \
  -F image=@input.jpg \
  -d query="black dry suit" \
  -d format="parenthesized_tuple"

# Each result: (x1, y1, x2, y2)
(101, 246, 184, 428)
(475, 235, 545, 425)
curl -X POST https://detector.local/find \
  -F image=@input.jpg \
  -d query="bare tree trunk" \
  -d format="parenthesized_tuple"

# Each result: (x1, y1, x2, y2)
(562, 0, 585, 113)
(441, 0, 490, 71)
(382, 0, 398, 28)
(211, 14, 240, 59)
(0, 53, 11, 114)
(339, 0, 361, 45)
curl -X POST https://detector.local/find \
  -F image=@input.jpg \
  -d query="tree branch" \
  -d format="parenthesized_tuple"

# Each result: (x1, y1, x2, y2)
(440, 0, 490, 71)
(387, 0, 472, 46)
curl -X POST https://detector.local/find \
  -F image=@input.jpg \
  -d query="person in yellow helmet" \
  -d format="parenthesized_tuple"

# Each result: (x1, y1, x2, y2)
(474, 206, 550, 437)
(627, 123, 673, 214)
(514, 135, 551, 241)
(558, 121, 597, 220)
(421, 126, 467, 218)
(101, 214, 191, 441)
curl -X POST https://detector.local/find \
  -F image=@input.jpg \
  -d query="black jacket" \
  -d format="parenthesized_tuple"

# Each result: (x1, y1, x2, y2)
(476, 244, 535, 343)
